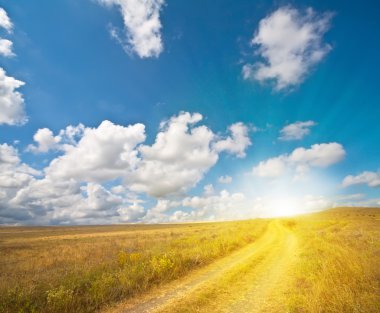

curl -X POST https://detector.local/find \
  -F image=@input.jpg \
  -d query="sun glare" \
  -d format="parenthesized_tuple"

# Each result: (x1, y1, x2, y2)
(265, 197, 302, 217)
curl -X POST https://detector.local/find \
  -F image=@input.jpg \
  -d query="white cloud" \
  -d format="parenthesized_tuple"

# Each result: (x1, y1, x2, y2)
(182, 190, 246, 220)
(0, 112, 251, 224)
(0, 38, 14, 57)
(97, 0, 165, 58)
(342, 170, 380, 188)
(149, 199, 177, 213)
(253, 156, 287, 178)
(27, 124, 85, 153)
(146, 191, 379, 223)
(279, 120, 316, 141)
(183, 190, 245, 211)
(10, 178, 82, 215)
(27, 128, 61, 153)
(81, 183, 123, 215)
(46, 120, 146, 182)
(9, 178, 126, 224)
(57, 124, 86, 146)
(0, 129, 373, 224)
(117, 200, 145, 222)
(26, 112, 249, 201)
(128, 112, 218, 197)
(289, 143, 345, 168)
(0, 8, 13, 33)
(243, 6, 333, 90)
(128, 113, 250, 197)
(0, 67, 27, 126)
(203, 184, 214, 196)
(253, 143, 345, 179)
(0, 144, 39, 188)
(144, 190, 248, 223)
(219, 175, 232, 184)
(0, 144, 41, 223)
(0, 143, 19, 165)
(214, 122, 251, 158)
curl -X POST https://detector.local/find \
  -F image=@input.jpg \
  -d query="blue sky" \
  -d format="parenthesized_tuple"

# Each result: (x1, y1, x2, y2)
(0, 0, 379, 225)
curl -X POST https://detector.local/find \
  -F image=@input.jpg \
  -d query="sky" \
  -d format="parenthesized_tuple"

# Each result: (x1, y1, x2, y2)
(0, 0, 379, 225)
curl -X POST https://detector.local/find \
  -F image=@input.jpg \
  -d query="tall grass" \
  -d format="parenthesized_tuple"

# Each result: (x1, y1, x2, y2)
(284, 208, 380, 313)
(1, 208, 379, 313)
(0, 220, 268, 313)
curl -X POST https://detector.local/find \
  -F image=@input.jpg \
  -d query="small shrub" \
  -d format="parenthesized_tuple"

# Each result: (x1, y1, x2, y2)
(117, 251, 128, 267)
(150, 254, 175, 276)
(129, 252, 142, 263)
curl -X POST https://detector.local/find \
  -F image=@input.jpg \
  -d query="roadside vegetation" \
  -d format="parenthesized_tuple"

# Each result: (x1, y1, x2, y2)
(147, 208, 380, 313)
(1, 208, 379, 313)
(0, 220, 268, 313)
(284, 208, 380, 312)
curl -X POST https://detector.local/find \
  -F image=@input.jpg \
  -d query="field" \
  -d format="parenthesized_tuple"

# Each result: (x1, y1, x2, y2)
(0, 208, 379, 313)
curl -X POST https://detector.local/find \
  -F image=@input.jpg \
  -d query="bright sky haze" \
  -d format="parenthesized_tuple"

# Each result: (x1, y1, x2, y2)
(0, 0, 379, 225)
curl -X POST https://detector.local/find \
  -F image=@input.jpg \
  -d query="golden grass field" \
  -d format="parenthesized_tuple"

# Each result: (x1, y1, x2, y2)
(0, 207, 379, 313)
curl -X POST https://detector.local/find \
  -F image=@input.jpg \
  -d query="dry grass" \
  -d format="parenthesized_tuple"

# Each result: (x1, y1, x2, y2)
(148, 208, 380, 313)
(283, 208, 380, 313)
(0, 220, 268, 313)
(1, 208, 379, 313)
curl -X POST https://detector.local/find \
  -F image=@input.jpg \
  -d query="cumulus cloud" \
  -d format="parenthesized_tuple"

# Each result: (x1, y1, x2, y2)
(0, 128, 371, 225)
(182, 190, 245, 215)
(9, 178, 127, 225)
(146, 190, 247, 223)
(0, 38, 14, 57)
(0, 67, 27, 126)
(0, 7, 13, 33)
(214, 122, 251, 158)
(1, 112, 251, 224)
(219, 175, 232, 184)
(253, 155, 287, 178)
(0, 144, 39, 188)
(243, 6, 333, 90)
(97, 0, 165, 58)
(279, 120, 316, 141)
(128, 112, 218, 197)
(27, 128, 61, 153)
(0, 144, 41, 224)
(253, 142, 345, 179)
(170, 192, 379, 222)
(117, 200, 145, 222)
(0, 8, 15, 57)
(27, 124, 85, 153)
(46, 120, 146, 182)
(342, 170, 380, 188)
(149, 198, 178, 213)
(33, 112, 248, 199)
(203, 184, 214, 196)
(129, 113, 250, 197)
(289, 143, 345, 167)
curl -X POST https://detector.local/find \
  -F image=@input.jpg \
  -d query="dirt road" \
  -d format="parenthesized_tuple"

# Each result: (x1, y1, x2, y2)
(106, 220, 298, 313)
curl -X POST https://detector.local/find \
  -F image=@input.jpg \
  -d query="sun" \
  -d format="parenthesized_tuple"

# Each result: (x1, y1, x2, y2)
(265, 197, 302, 217)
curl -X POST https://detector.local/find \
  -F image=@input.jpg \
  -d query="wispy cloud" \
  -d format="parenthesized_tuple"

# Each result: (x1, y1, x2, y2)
(219, 175, 232, 184)
(342, 170, 380, 188)
(279, 120, 316, 141)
